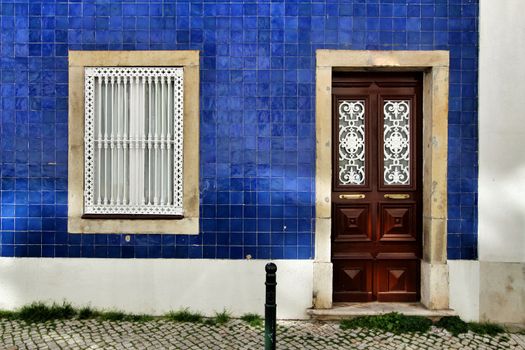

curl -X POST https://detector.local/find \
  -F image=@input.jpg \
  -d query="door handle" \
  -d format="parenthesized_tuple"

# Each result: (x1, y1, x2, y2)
(339, 194, 366, 200)
(384, 194, 410, 199)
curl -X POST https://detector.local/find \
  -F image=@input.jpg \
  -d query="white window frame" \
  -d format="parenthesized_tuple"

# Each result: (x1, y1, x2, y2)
(68, 51, 199, 234)
(84, 67, 184, 216)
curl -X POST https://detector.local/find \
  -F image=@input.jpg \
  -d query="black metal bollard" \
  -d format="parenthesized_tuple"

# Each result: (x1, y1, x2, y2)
(264, 263, 277, 350)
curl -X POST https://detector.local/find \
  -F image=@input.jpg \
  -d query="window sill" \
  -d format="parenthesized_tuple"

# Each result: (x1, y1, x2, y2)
(81, 214, 184, 220)
(68, 216, 199, 235)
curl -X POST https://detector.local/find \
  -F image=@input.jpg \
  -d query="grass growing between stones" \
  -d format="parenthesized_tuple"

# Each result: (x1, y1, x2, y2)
(435, 316, 469, 336)
(340, 312, 433, 334)
(165, 309, 234, 326)
(0, 303, 235, 325)
(17, 302, 76, 323)
(341, 313, 508, 337)
(213, 310, 231, 325)
(468, 322, 505, 336)
(240, 313, 263, 327)
(435, 316, 505, 336)
(98, 311, 154, 322)
(0, 303, 154, 323)
(77, 307, 101, 320)
(0, 310, 16, 320)
(165, 309, 204, 323)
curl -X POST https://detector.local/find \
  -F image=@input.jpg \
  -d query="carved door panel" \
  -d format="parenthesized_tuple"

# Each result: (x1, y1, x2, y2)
(332, 73, 422, 302)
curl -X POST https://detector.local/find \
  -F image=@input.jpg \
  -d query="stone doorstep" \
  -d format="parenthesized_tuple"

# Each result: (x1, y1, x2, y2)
(307, 302, 456, 321)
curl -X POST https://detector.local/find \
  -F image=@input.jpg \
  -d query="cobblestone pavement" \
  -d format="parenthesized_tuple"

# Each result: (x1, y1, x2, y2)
(0, 319, 524, 350)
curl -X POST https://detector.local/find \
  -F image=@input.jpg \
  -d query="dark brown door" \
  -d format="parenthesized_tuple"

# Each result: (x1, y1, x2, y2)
(331, 73, 422, 302)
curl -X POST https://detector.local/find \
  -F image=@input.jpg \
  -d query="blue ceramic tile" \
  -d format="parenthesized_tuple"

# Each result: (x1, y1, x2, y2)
(107, 246, 121, 258)
(94, 246, 108, 258)
(0, 0, 478, 261)
(135, 246, 148, 259)
(149, 246, 162, 258)
(122, 246, 134, 258)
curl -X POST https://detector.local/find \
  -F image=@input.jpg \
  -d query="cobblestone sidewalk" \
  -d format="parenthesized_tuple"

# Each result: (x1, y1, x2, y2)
(0, 319, 524, 350)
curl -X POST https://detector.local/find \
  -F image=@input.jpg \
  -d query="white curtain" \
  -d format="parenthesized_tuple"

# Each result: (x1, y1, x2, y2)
(93, 74, 176, 209)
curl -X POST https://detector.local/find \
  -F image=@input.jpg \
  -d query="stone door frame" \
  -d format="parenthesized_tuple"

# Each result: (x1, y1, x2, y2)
(314, 50, 450, 310)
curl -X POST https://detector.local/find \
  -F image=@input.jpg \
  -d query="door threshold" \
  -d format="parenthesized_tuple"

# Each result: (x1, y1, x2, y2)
(307, 302, 455, 321)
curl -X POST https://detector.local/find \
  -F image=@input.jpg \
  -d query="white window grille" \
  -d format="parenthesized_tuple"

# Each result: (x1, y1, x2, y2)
(383, 100, 410, 186)
(84, 67, 184, 216)
(338, 100, 366, 185)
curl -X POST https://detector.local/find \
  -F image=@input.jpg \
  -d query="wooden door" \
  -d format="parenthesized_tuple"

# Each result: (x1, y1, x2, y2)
(331, 73, 422, 302)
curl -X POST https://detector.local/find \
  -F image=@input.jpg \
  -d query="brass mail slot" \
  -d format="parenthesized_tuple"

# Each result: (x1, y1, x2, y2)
(384, 194, 410, 199)
(339, 194, 366, 200)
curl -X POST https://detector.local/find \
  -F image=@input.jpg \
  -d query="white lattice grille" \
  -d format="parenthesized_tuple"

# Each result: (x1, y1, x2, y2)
(338, 100, 366, 185)
(84, 67, 184, 215)
(383, 100, 410, 185)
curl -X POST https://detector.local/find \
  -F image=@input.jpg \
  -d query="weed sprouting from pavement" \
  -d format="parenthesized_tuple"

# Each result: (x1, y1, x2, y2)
(165, 309, 204, 323)
(213, 310, 231, 325)
(435, 316, 504, 337)
(435, 316, 469, 336)
(127, 314, 155, 322)
(17, 302, 77, 323)
(77, 307, 100, 320)
(0, 301, 510, 341)
(0, 302, 155, 323)
(98, 311, 128, 321)
(340, 312, 432, 334)
(240, 313, 263, 327)
(467, 322, 505, 336)
(341, 313, 507, 337)
(0, 310, 16, 320)
(98, 311, 154, 322)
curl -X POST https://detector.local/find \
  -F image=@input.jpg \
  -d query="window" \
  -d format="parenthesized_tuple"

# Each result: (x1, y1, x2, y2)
(84, 67, 184, 216)
(68, 51, 199, 234)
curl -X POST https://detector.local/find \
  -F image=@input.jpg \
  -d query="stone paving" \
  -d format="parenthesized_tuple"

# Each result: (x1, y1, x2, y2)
(0, 318, 523, 350)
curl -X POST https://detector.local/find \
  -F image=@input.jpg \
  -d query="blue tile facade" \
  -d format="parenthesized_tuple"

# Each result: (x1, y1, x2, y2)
(0, 0, 478, 260)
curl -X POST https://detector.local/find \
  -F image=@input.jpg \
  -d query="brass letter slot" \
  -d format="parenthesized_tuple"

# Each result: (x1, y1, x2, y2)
(384, 194, 410, 199)
(339, 194, 366, 200)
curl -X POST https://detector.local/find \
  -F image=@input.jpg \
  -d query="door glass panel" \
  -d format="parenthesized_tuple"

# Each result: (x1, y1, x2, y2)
(338, 100, 365, 185)
(383, 100, 410, 185)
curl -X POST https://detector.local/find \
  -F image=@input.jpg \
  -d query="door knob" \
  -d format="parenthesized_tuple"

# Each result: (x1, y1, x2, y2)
(339, 194, 366, 200)
(384, 194, 410, 199)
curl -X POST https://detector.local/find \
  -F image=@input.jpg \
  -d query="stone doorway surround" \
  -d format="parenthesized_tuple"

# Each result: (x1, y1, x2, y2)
(314, 50, 450, 310)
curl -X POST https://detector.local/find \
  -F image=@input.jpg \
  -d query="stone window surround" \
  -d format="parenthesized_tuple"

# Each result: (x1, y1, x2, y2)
(68, 51, 200, 235)
(313, 50, 450, 310)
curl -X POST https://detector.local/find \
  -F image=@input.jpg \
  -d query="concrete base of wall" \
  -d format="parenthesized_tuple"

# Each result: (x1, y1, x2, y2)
(420, 261, 449, 310)
(448, 260, 480, 322)
(449, 260, 525, 324)
(479, 261, 524, 324)
(312, 261, 332, 309)
(0, 258, 314, 319)
(2, 258, 521, 323)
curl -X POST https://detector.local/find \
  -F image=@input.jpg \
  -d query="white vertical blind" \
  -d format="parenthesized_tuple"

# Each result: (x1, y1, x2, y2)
(84, 67, 184, 215)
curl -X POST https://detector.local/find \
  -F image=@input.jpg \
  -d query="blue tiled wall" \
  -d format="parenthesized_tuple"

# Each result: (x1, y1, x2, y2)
(0, 0, 478, 260)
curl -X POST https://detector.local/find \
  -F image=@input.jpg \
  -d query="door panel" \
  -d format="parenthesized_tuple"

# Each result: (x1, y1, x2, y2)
(379, 203, 417, 242)
(332, 73, 422, 302)
(333, 259, 374, 302)
(334, 205, 372, 242)
(376, 260, 419, 302)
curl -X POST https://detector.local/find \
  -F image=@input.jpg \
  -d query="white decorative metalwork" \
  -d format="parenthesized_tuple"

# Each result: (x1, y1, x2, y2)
(84, 67, 184, 215)
(338, 100, 366, 185)
(383, 100, 410, 185)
